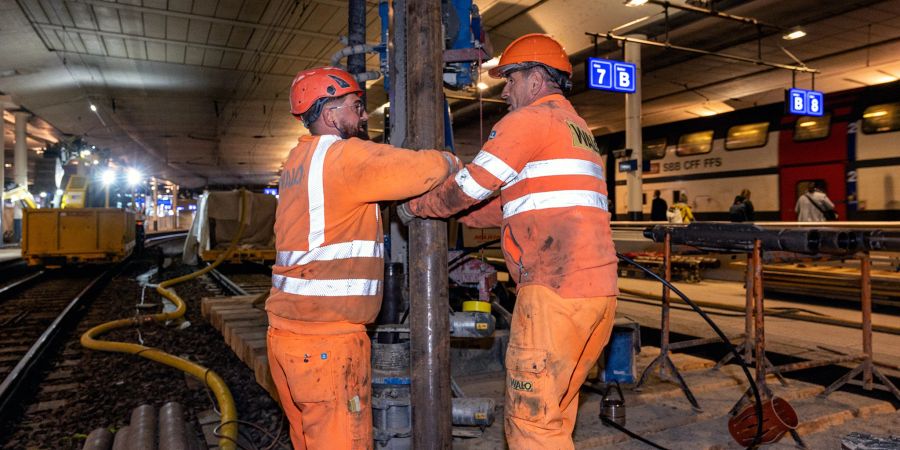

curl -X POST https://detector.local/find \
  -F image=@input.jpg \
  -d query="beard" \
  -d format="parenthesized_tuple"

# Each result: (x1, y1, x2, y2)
(337, 120, 368, 140)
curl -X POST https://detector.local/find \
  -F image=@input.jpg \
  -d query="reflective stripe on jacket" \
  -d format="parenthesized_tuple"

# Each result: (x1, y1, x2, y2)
(408, 94, 618, 298)
(267, 134, 453, 324)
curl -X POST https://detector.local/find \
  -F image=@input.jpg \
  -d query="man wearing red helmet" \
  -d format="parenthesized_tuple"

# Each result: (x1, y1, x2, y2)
(401, 34, 618, 448)
(267, 66, 459, 450)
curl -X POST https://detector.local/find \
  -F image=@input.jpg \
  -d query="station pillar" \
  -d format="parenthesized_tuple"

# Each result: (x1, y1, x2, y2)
(0, 108, 4, 242)
(13, 111, 29, 242)
(625, 35, 644, 221)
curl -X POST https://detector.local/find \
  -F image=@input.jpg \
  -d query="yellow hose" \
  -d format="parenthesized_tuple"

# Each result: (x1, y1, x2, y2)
(82, 189, 249, 449)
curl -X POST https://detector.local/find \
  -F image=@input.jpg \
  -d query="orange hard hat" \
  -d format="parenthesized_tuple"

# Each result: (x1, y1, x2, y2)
(488, 33, 572, 78)
(289, 66, 363, 116)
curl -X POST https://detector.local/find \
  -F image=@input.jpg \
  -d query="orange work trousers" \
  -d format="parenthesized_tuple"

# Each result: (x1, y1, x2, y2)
(504, 284, 617, 449)
(267, 320, 373, 450)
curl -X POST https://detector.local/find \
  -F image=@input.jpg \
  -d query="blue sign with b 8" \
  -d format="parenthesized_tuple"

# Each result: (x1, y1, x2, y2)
(786, 88, 825, 116)
(587, 57, 636, 93)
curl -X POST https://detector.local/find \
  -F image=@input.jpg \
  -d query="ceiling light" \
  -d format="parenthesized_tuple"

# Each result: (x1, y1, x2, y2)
(481, 57, 501, 70)
(39, 192, 47, 198)
(477, 82, 489, 90)
(90, 104, 98, 112)
(93, 159, 100, 165)
(798, 120, 816, 127)
(624, 0, 650, 6)
(863, 110, 887, 118)
(782, 28, 806, 40)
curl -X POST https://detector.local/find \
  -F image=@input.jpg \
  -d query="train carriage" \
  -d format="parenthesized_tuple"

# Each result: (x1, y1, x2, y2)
(599, 80, 900, 222)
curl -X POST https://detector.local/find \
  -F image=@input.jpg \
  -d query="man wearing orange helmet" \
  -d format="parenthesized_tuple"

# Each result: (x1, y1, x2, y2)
(401, 34, 618, 448)
(267, 66, 460, 450)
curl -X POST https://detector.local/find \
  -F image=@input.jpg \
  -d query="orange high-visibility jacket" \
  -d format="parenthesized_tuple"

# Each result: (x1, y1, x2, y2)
(408, 94, 618, 298)
(267, 134, 455, 325)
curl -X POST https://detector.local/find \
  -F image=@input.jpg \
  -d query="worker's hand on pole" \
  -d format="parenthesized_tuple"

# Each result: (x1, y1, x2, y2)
(397, 202, 417, 225)
(442, 152, 463, 175)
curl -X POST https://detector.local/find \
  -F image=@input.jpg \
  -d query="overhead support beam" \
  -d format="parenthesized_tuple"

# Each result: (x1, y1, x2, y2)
(66, 0, 331, 41)
(591, 32, 819, 73)
(42, 48, 298, 77)
(643, 0, 781, 29)
(35, 23, 328, 64)
(398, 0, 452, 447)
(444, 92, 506, 104)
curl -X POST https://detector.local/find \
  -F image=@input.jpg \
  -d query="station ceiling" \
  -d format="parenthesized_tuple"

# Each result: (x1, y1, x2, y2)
(1, 0, 899, 188)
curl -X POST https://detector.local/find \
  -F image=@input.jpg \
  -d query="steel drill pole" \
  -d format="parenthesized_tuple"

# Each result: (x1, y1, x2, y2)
(400, 0, 452, 447)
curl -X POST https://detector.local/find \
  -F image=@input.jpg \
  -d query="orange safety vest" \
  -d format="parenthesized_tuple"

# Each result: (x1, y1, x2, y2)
(267, 134, 453, 325)
(408, 94, 618, 298)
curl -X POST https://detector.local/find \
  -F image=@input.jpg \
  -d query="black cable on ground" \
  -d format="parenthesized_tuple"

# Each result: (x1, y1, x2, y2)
(618, 253, 764, 449)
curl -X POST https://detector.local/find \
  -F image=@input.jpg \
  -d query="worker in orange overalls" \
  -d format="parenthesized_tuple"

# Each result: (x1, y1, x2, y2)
(267, 66, 460, 450)
(401, 34, 618, 449)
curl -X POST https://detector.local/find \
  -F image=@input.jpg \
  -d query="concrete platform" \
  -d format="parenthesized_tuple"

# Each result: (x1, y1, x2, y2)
(0, 247, 22, 264)
(452, 347, 898, 449)
(617, 276, 900, 368)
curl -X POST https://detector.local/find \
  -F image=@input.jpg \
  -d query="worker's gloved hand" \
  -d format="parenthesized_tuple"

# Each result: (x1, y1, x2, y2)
(397, 202, 417, 226)
(441, 152, 464, 175)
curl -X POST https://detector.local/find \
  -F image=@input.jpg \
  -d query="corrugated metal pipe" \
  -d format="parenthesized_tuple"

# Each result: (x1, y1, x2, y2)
(330, 44, 382, 83)
(81, 402, 204, 450)
(81, 190, 249, 450)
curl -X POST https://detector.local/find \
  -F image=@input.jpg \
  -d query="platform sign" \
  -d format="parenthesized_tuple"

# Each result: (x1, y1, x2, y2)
(587, 57, 636, 93)
(618, 159, 638, 172)
(786, 88, 825, 116)
(806, 90, 824, 116)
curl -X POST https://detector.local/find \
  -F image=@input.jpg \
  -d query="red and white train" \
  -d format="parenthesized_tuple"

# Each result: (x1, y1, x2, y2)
(597, 80, 900, 221)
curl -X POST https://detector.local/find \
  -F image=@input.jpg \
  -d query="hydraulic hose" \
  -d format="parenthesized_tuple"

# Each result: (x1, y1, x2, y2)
(82, 190, 249, 450)
(616, 253, 764, 449)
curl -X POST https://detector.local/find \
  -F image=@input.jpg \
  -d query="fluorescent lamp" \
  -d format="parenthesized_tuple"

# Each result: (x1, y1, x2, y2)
(624, 0, 649, 6)
(90, 104, 98, 112)
(782, 29, 806, 40)
(863, 110, 887, 118)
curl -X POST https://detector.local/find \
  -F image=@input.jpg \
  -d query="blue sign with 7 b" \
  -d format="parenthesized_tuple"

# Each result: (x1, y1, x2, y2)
(787, 88, 825, 116)
(587, 57, 636, 93)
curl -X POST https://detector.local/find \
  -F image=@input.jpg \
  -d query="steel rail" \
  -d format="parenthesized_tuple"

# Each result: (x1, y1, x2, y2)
(205, 265, 250, 297)
(0, 267, 115, 417)
(0, 271, 45, 301)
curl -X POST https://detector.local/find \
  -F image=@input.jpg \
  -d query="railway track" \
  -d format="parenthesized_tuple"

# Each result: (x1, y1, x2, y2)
(203, 263, 272, 297)
(0, 267, 113, 421)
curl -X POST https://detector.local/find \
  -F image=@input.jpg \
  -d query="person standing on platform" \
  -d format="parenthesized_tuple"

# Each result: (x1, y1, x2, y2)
(667, 193, 694, 224)
(267, 66, 460, 450)
(739, 188, 755, 221)
(650, 189, 668, 221)
(795, 182, 836, 222)
(729, 195, 749, 222)
(399, 34, 618, 449)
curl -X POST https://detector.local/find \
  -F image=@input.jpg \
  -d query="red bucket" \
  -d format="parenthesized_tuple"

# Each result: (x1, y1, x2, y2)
(728, 397, 799, 447)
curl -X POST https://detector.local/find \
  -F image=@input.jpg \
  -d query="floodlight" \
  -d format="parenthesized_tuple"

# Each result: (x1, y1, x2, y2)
(90, 104, 98, 112)
(101, 169, 116, 186)
(126, 168, 142, 186)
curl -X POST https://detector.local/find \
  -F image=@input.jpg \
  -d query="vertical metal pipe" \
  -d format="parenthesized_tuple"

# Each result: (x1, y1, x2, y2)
(377, 262, 404, 343)
(661, 232, 671, 351)
(744, 256, 753, 365)
(624, 35, 644, 221)
(349, 0, 367, 125)
(13, 111, 29, 242)
(400, 0, 452, 446)
(752, 240, 765, 388)
(0, 109, 4, 236)
(860, 253, 873, 389)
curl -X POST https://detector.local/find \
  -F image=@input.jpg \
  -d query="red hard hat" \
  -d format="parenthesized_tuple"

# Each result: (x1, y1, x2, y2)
(289, 67, 363, 116)
(489, 34, 572, 78)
